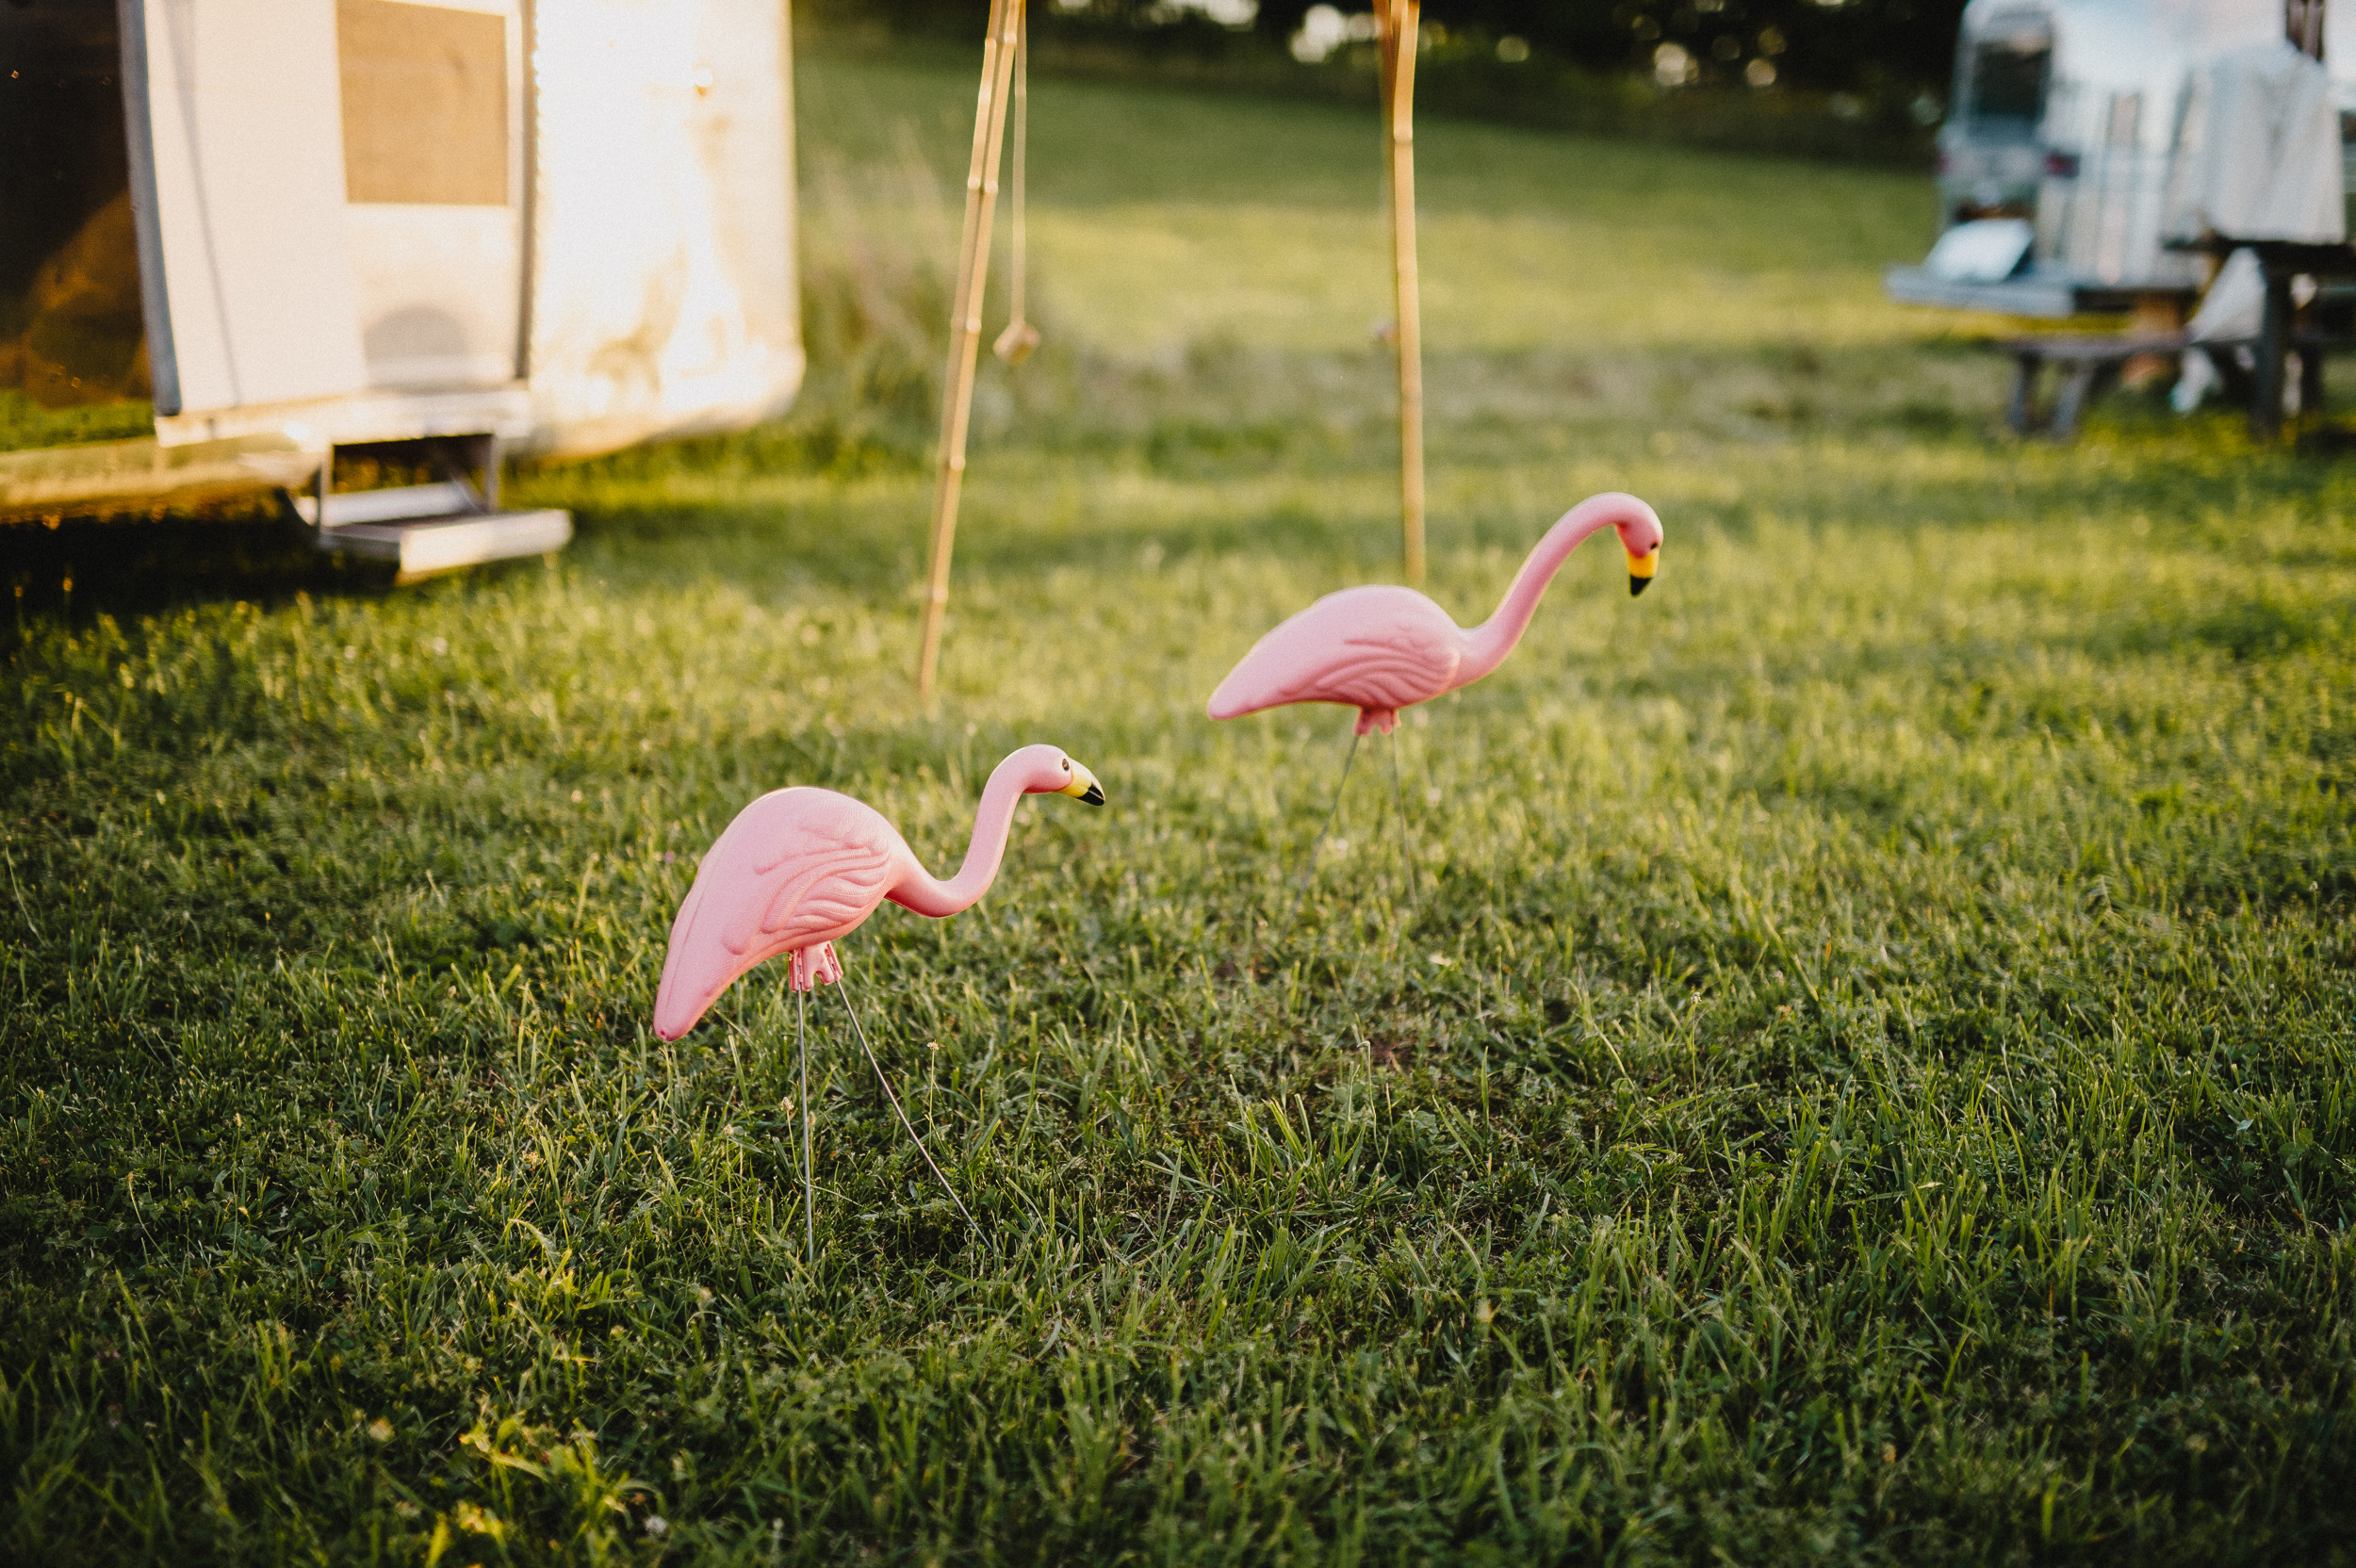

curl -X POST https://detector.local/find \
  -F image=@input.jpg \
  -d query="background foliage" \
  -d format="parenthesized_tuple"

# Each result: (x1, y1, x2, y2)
(813, 0, 1965, 156)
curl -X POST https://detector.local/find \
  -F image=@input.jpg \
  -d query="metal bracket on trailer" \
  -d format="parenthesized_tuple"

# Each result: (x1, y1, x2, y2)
(289, 433, 570, 583)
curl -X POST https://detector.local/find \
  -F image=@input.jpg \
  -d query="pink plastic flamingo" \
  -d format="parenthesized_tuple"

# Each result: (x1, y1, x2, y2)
(653, 743, 1104, 1255)
(1208, 492, 1662, 735)
(1207, 492, 1661, 901)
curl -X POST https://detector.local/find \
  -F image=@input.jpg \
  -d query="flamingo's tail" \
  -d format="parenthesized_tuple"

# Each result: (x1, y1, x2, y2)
(788, 942, 844, 992)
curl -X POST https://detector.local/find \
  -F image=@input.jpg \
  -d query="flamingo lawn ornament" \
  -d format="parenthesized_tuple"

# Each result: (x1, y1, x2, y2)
(1207, 491, 1662, 903)
(653, 743, 1105, 1259)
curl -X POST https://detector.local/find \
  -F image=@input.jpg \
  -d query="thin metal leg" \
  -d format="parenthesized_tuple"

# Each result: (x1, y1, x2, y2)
(1291, 728, 1362, 923)
(833, 956, 984, 1249)
(1387, 728, 1418, 920)
(2052, 363, 2098, 440)
(2006, 353, 2039, 433)
(797, 986, 814, 1266)
(479, 433, 501, 512)
(2253, 263, 2292, 441)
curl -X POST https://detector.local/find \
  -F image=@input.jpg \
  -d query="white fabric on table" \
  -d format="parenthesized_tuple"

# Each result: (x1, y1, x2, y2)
(2162, 41, 2346, 245)
(2171, 249, 2318, 413)
(1925, 219, 2036, 284)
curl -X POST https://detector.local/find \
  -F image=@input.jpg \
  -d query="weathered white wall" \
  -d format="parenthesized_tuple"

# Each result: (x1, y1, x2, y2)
(525, 0, 802, 458)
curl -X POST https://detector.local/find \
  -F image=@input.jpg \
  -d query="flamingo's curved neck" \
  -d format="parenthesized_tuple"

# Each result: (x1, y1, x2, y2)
(888, 754, 1032, 917)
(1453, 495, 1636, 687)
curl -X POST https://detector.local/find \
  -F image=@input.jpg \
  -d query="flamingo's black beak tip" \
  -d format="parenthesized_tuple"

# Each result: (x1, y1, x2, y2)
(1628, 548, 1659, 596)
(1081, 782, 1106, 806)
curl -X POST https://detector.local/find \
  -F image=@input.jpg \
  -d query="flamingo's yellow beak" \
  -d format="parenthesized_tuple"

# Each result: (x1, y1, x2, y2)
(1628, 548, 1659, 596)
(1057, 760, 1106, 805)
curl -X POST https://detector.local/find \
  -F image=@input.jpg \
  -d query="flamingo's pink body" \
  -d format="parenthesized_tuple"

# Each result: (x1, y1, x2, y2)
(1207, 492, 1663, 734)
(652, 744, 1103, 1040)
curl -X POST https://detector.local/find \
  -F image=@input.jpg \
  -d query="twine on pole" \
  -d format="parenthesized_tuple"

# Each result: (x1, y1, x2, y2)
(994, 5, 1039, 367)
(917, 0, 1023, 706)
(1379, 0, 1426, 588)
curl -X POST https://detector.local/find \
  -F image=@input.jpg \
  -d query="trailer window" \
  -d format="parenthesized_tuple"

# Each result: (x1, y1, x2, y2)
(339, 0, 509, 207)
(1968, 29, 2052, 131)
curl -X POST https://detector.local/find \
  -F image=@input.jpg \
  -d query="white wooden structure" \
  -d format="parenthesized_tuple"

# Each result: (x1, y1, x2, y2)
(2, 0, 800, 573)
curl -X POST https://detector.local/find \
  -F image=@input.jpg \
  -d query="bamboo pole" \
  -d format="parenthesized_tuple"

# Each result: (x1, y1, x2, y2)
(916, 0, 1023, 705)
(1381, 0, 1426, 587)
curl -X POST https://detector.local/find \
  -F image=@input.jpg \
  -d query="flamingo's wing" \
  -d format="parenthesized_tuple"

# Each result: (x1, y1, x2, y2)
(652, 790, 899, 1038)
(1207, 586, 1462, 720)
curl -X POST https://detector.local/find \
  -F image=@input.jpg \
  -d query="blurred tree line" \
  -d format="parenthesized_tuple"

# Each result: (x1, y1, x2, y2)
(812, 0, 1969, 106)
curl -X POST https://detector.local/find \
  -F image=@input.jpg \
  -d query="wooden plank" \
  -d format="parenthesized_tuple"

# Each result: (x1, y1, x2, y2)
(0, 433, 315, 518)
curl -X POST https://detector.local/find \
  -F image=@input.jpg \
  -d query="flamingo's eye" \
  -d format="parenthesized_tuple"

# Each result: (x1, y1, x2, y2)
(1061, 760, 1071, 772)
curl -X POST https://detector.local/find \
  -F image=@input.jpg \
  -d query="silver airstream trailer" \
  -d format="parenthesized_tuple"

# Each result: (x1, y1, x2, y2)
(1886, 0, 2348, 317)
(2, 0, 800, 576)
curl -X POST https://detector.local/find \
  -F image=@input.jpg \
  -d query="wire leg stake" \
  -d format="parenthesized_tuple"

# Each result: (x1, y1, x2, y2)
(1387, 728, 1420, 921)
(1290, 728, 1363, 924)
(916, 0, 1024, 706)
(834, 957, 985, 1250)
(796, 986, 814, 1266)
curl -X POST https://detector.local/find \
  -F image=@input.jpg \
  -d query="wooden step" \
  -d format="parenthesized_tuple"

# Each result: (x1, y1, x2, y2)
(317, 508, 573, 581)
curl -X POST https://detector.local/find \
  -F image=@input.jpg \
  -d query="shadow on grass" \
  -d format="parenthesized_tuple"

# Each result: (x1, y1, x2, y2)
(1, 506, 400, 628)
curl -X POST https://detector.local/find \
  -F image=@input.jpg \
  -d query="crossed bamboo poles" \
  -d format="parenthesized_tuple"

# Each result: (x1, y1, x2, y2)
(914, 0, 1430, 705)
(915, 0, 1024, 706)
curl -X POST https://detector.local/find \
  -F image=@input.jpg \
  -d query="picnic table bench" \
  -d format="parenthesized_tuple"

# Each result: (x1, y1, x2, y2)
(1996, 330, 2335, 438)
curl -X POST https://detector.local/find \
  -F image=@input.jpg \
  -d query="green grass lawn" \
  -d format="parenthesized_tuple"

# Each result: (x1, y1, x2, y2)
(6, 46, 2356, 1566)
